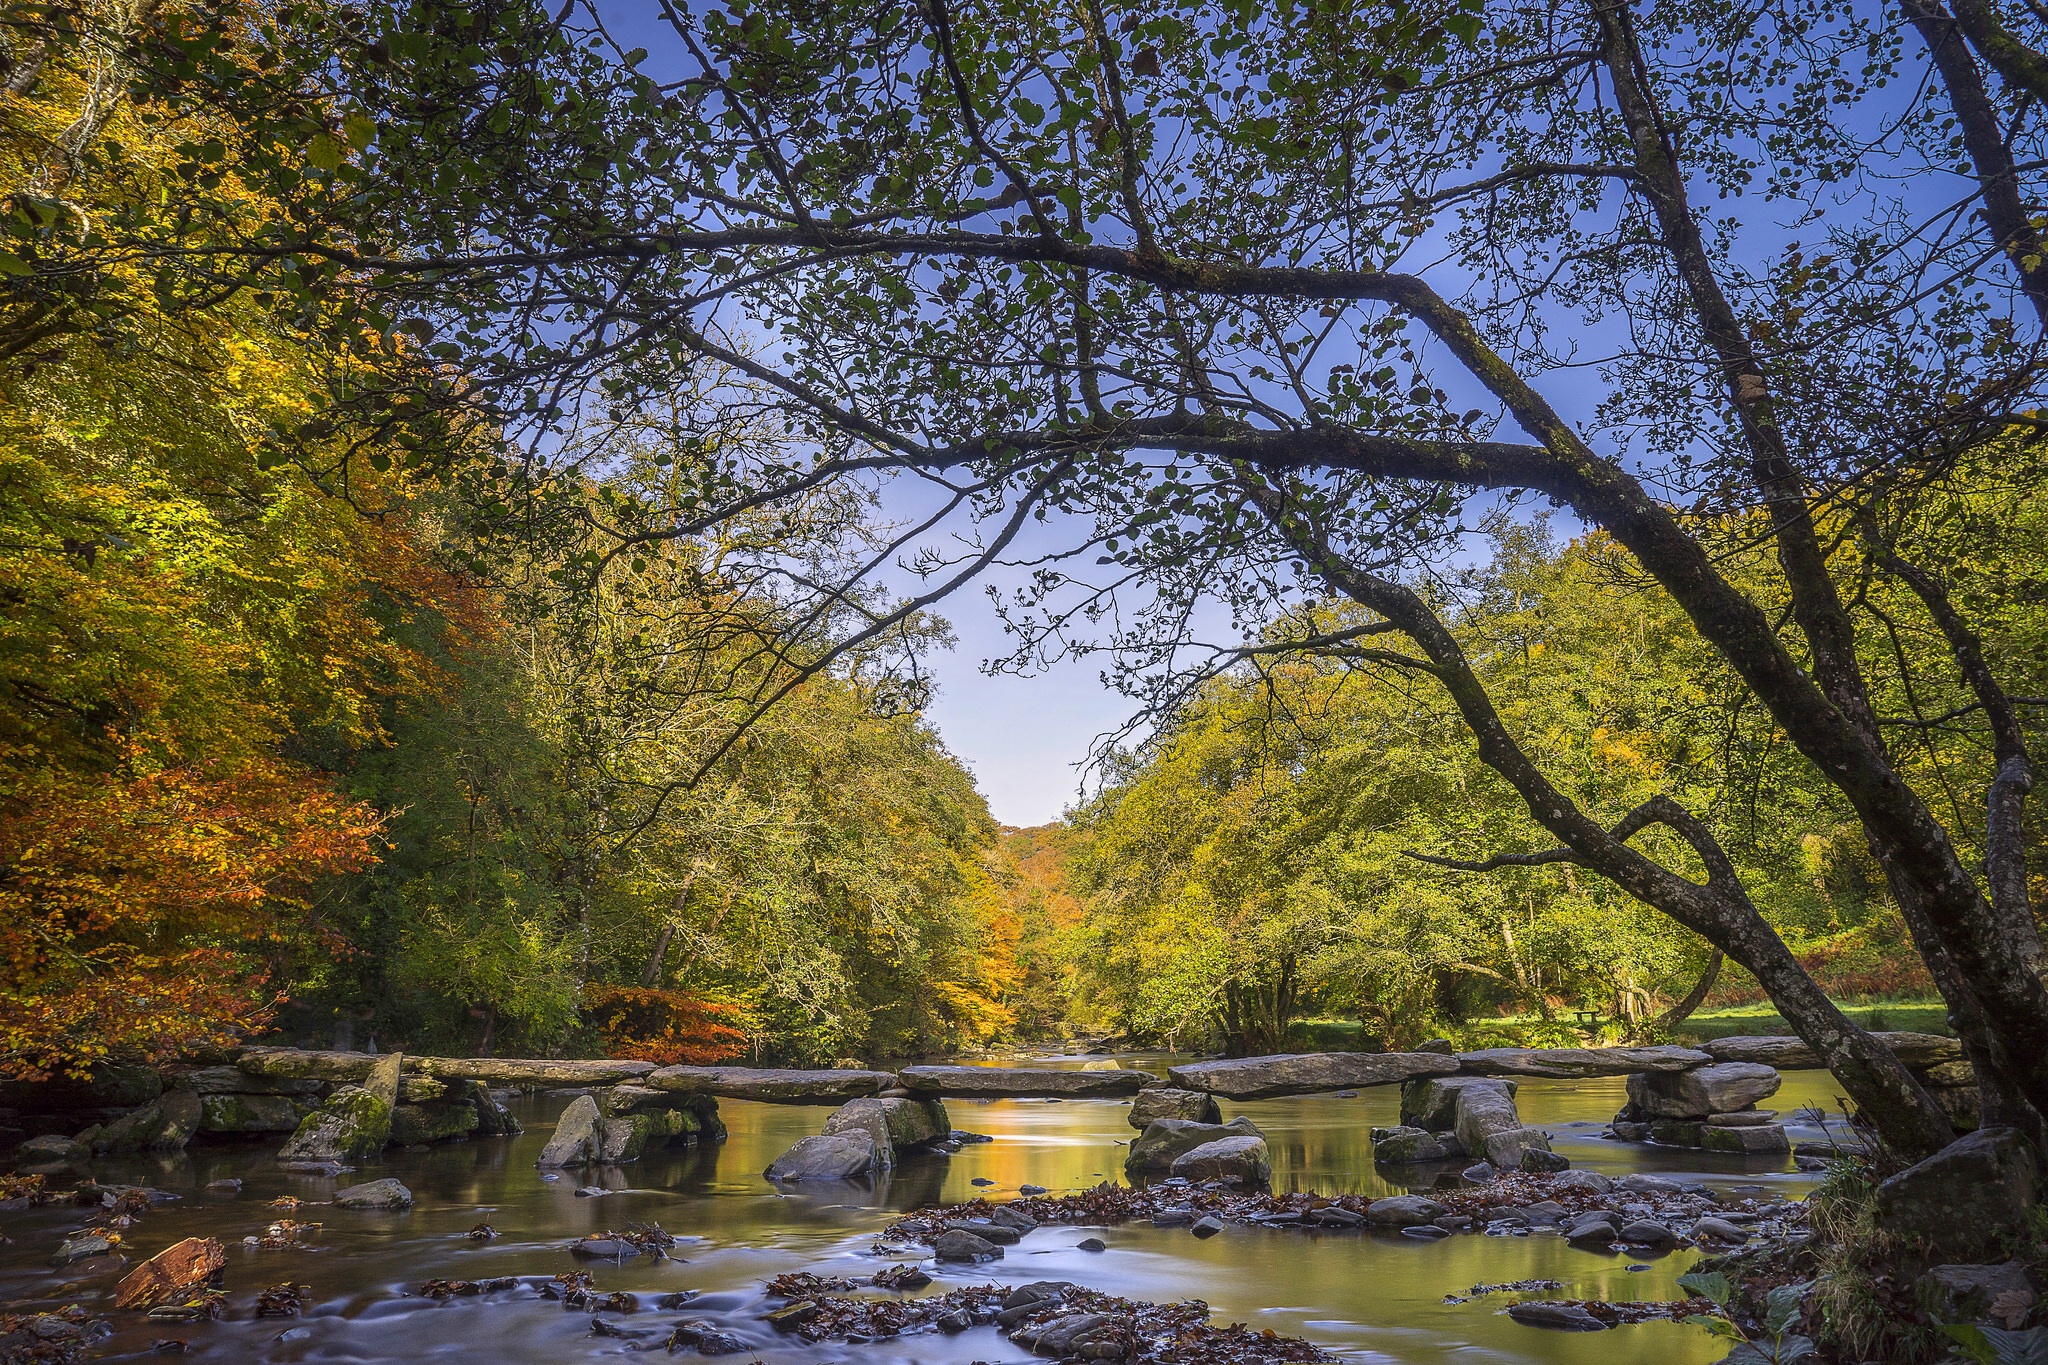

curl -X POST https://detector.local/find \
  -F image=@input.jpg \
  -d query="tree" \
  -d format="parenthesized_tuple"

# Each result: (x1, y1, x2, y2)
(83, 0, 2048, 1156)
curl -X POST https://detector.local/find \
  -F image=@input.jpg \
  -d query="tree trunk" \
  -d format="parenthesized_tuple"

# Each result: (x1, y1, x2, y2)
(1644, 950, 1722, 1036)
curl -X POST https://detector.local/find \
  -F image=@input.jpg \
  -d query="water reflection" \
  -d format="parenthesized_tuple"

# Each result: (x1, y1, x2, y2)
(0, 1055, 1862, 1364)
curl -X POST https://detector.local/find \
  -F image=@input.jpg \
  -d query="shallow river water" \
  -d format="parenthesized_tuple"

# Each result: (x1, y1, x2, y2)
(0, 1054, 1865, 1364)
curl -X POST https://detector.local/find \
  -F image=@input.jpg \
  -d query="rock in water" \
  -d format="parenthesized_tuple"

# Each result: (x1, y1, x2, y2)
(363, 1052, 403, 1110)
(198, 1093, 308, 1135)
(1400, 1075, 1517, 1130)
(1877, 1126, 2038, 1265)
(1369, 1125, 1461, 1164)
(1127, 1088, 1222, 1128)
(278, 1084, 391, 1163)
(1126, 1116, 1262, 1174)
(1169, 1134, 1271, 1184)
(1625, 1063, 1782, 1119)
(931, 1229, 1003, 1262)
(763, 1132, 882, 1181)
(1507, 1302, 1608, 1331)
(92, 1090, 203, 1154)
(536, 1095, 604, 1167)
(822, 1096, 951, 1160)
(1700, 1123, 1790, 1154)
(1364, 1195, 1443, 1227)
(333, 1178, 413, 1209)
(114, 1238, 227, 1310)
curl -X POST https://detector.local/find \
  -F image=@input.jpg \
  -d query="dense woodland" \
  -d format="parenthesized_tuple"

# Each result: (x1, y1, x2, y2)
(5, 0, 2048, 1180)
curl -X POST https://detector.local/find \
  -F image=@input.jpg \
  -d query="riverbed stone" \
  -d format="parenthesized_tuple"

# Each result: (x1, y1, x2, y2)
(648, 1065, 895, 1102)
(1619, 1218, 1676, 1246)
(1168, 1052, 1460, 1100)
(1364, 1195, 1444, 1227)
(198, 1093, 308, 1135)
(1700, 1123, 1790, 1154)
(92, 1089, 201, 1154)
(1370, 1125, 1461, 1164)
(1127, 1088, 1221, 1129)
(536, 1095, 605, 1167)
(334, 1177, 413, 1209)
(1700, 1031, 1963, 1071)
(823, 1096, 951, 1153)
(1456, 1046, 1710, 1079)
(1126, 1116, 1262, 1174)
(1169, 1134, 1271, 1184)
(1507, 1302, 1607, 1331)
(1550, 1170, 1615, 1195)
(113, 1237, 227, 1309)
(900, 1066, 1148, 1098)
(764, 1131, 883, 1181)
(1400, 1075, 1517, 1130)
(1692, 1217, 1751, 1244)
(278, 1084, 389, 1163)
(16, 1133, 87, 1163)
(932, 1228, 1003, 1262)
(1627, 1062, 1781, 1119)
(391, 1100, 480, 1146)
(1877, 1126, 2038, 1265)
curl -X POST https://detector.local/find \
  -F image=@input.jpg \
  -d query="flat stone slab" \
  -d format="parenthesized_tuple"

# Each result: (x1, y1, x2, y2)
(236, 1050, 655, 1088)
(1168, 1053, 1461, 1099)
(897, 1066, 1149, 1098)
(1700, 1031, 1962, 1071)
(415, 1058, 655, 1086)
(647, 1066, 897, 1102)
(1456, 1046, 1710, 1079)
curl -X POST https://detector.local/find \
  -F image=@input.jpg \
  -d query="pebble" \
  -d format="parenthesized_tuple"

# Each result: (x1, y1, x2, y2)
(971, 1177, 995, 1187)
(1077, 1238, 1107, 1252)
(1019, 1184, 1048, 1195)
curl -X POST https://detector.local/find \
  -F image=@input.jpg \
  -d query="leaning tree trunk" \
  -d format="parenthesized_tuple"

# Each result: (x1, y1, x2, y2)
(1642, 949, 1723, 1038)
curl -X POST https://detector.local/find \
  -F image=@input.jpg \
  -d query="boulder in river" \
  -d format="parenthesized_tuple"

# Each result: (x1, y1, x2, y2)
(1699, 1123, 1790, 1154)
(931, 1228, 1003, 1262)
(1127, 1088, 1222, 1129)
(1126, 1116, 1262, 1174)
(764, 1132, 883, 1181)
(198, 1093, 309, 1135)
(898, 1066, 1148, 1098)
(1627, 1062, 1781, 1119)
(1169, 1134, 1271, 1184)
(90, 1089, 201, 1154)
(822, 1096, 951, 1156)
(114, 1237, 227, 1309)
(1877, 1126, 2038, 1265)
(536, 1094, 606, 1167)
(334, 1177, 413, 1209)
(1369, 1126, 1462, 1164)
(1507, 1302, 1608, 1331)
(1364, 1195, 1443, 1227)
(279, 1084, 391, 1163)
(1400, 1075, 1517, 1130)
(391, 1101, 480, 1146)
(1167, 1052, 1460, 1100)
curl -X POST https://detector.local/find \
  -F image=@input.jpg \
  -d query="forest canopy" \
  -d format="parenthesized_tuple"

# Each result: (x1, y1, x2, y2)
(5, 0, 2048, 1168)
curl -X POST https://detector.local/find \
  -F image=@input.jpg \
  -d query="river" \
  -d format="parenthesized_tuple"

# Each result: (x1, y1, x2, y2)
(0, 1053, 1860, 1363)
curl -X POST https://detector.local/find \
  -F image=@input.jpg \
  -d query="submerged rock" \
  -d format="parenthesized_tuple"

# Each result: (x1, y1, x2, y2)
(333, 1178, 412, 1209)
(1507, 1302, 1608, 1331)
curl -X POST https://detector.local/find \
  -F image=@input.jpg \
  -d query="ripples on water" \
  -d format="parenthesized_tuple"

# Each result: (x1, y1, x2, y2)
(0, 1055, 1861, 1364)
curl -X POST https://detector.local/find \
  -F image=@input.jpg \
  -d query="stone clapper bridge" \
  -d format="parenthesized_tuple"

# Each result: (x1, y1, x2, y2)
(229, 1033, 1971, 1181)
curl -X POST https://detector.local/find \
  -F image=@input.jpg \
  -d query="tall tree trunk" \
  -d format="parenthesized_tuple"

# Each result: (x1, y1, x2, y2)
(1645, 949, 1722, 1036)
